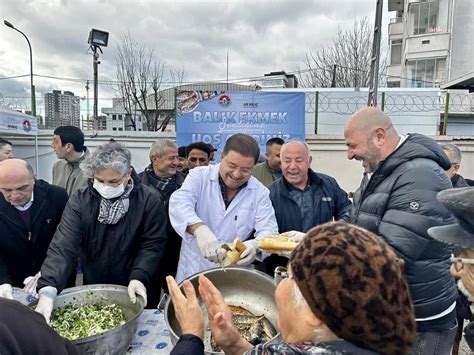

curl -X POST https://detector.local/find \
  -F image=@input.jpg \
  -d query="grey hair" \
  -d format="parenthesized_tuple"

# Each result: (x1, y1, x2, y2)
(80, 142, 131, 178)
(292, 282, 307, 309)
(149, 140, 177, 161)
(441, 143, 462, 164)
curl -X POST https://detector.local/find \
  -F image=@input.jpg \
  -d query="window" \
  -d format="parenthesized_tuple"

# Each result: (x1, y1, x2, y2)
(409, 0, 448, 35)
(118, 115, 123, 120)
(406, 58, 446, 87)
(112, 114, 116, 120)
(118, 127, 123, 131)
(112, 127, 117, 131)
(390, 39, 402, 65)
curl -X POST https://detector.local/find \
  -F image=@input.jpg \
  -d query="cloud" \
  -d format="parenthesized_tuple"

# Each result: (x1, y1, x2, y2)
(1, 0, 389, 113)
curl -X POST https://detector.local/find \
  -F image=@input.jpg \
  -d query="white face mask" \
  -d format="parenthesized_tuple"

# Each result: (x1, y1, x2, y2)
(93, 180, 126, 199)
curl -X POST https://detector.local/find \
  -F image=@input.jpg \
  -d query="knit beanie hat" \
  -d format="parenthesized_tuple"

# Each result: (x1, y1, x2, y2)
(290, 222, 416, 355)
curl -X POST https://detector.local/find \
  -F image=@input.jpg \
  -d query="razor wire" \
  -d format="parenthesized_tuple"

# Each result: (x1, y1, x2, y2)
(304, 92, 473, 115)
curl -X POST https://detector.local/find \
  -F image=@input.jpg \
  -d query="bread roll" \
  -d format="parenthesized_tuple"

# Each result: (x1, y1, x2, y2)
(222, 239, 247, 266)
(257, 234, 298, 252)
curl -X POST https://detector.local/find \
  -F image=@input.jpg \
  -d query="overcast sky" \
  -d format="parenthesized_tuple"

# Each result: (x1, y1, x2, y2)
(0, 0, 391, 116)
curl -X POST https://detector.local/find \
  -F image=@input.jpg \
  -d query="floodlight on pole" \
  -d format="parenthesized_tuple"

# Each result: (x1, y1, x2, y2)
(87, 28, 109, 121)
(4, 20, 36, 117)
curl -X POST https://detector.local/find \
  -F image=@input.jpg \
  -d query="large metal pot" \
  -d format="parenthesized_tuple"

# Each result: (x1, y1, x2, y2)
(30, 284, 145, 355)
(164, 266, 280, 354)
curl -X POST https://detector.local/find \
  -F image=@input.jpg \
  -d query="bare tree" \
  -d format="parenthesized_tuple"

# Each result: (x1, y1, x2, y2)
(0, 93, 12, 108)
(298, 17, 387, 88)
(115, 33, 184, 131)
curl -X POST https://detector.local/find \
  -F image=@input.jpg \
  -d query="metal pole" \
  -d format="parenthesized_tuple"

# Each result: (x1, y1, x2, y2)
(93, 46, 99, 120)
(368, 0, 383, 106)
(443, 92, 450, 135)
(381, 91, 386, 111)
(226, 52, 229, 91)
(34, 134, 39, 175)
(314, 91, 319, 134)
(4, 21, 36, 116)
(331, 65, 337, 87)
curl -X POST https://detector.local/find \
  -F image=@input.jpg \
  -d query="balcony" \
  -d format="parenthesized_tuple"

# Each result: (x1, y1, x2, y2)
(387, 65, 402, 87)
(405, 33, 450, 60)
(389, 18, 403, 37)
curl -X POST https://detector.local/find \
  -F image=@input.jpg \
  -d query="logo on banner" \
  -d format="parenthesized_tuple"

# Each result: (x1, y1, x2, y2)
(22, 119, 32, 132)
(218, 95, 231, 108)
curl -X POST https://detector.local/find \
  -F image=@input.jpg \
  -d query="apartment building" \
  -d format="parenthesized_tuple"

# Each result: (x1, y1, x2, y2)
(387, 0, 473, 88)
(44, 90, 80, 129)
(102, 98, 146, 131)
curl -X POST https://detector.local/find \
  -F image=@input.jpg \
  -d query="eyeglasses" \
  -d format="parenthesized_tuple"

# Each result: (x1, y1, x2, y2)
(274, 266, 293, 286)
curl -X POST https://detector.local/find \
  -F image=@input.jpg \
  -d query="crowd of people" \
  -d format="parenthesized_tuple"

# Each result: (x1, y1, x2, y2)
(0, 107, 473, 354)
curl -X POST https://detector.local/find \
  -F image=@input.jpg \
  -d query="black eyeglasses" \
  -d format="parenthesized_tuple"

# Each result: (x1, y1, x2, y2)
(274, 266, 293, 286)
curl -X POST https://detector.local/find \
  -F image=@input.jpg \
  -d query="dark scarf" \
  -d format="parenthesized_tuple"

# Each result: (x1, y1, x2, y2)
(145, 165, 178, 199)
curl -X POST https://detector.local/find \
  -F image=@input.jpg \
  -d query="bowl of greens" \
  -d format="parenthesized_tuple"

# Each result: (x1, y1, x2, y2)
(30, 284, 145, 354)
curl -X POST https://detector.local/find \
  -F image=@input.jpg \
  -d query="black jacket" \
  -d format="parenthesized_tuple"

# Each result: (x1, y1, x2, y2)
(0, 180, 68, 287)
(269, 169, 351, 233)
(139, 168, 186, 306)
(351, 133, 458, 320)
(452, 174, 469, 188)
(0, 298, 77, 355)
(38, 170, 168, 293)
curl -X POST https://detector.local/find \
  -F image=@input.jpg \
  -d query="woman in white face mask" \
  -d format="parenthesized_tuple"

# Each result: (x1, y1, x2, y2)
(34, 142, 169, 323)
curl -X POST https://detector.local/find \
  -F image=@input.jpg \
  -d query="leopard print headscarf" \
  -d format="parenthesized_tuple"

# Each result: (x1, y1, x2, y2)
(290, 222, 416, 355)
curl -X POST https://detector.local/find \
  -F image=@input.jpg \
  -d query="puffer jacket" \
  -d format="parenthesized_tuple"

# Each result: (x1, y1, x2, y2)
(351, 133, 457, 320)
(0, 180, 68, 287)
(38, 170, 168, 293)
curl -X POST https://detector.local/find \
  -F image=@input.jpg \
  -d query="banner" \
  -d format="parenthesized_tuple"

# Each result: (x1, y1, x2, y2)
(176, 91, 305, 161)
(0, 106, 37, 136)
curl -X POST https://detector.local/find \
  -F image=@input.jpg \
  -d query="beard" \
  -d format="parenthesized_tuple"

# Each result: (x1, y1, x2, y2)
(363, 139, 381, 173)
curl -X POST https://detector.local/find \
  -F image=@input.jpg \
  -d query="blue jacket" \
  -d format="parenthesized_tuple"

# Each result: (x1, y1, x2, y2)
(269, 169, 351, 233)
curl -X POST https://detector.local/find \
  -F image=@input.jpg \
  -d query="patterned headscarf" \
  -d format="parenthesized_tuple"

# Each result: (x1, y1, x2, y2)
(290, 222, 416, 355)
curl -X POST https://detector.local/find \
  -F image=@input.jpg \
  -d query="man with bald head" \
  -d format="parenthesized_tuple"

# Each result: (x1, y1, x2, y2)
(345, 107, 458, 354)
(0, 159, 68, 300)
(258, 140, 351, 275)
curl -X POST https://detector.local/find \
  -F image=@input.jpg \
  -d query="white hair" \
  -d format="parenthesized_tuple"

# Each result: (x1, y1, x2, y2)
(280, 140, 311, 159)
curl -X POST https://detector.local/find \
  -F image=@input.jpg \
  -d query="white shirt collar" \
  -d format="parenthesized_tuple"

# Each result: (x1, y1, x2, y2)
(14, 191, 34, 211)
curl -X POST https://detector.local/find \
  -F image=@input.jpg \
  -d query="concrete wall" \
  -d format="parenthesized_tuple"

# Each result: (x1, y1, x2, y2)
(4, 131, 474, 194)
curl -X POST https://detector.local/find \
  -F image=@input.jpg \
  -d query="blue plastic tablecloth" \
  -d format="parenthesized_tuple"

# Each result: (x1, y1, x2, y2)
(127, 309, 172, 354)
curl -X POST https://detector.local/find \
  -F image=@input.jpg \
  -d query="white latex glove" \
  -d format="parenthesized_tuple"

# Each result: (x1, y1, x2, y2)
(285, 230, 306, 243)
(0, 283, 14, 300)
(35, 286, 57, 324)
(23, 271, 41, 297)
(237, 240, 258, 265)
(128, 279, 147, 307)
(194, 225, 227, 263)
